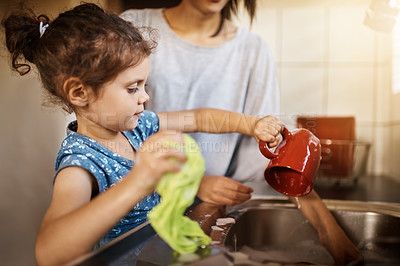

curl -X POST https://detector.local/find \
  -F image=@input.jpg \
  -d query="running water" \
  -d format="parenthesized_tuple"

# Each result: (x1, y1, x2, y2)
(295, 197, 301, 209)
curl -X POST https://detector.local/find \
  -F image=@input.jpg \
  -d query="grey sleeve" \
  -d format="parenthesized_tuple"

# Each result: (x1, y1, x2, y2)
(120, 9, 146, 27)
(243, 36, 280, 117)
(229, 37, 280, 182)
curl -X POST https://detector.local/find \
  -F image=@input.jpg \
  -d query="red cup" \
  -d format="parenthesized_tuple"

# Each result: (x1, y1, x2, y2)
(259, 127, 321, 197)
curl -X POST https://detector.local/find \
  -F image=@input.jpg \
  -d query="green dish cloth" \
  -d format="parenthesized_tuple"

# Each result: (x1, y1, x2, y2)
(148, 134, 211, 254)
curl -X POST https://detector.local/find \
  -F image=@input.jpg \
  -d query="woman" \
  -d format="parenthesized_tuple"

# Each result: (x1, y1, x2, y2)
(121, 0, 277, 206)
(121, 1, 360, 263)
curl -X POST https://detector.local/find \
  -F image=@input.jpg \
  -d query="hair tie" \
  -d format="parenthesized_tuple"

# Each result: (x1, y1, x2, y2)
(39, 21, 49, 37)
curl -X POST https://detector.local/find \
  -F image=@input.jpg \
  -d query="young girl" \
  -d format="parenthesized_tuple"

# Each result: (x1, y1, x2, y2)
(2, 3, 283, 266)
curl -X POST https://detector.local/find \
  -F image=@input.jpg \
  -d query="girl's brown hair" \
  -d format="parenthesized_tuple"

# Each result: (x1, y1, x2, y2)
(2, 3, 157, 113)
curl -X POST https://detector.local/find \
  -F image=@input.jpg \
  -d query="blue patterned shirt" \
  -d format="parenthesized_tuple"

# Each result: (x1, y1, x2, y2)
(54, 110, 160, 247)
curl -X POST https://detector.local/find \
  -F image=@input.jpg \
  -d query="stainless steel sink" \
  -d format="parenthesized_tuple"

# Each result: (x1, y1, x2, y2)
(222, 198, 400, 265)
(71, 198, 400, 265)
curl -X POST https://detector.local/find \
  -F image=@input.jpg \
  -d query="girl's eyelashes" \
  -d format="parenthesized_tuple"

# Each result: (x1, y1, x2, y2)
(127, 87, 139, 93)
(127, 83, 146, 93)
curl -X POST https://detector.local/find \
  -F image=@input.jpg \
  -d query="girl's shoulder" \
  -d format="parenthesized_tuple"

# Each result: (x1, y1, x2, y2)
(137, 110, 159, 127)
(57, 122, 103, 159)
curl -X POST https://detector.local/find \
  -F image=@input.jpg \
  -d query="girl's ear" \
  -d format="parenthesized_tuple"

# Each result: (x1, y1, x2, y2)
(63, 77, 90, 107)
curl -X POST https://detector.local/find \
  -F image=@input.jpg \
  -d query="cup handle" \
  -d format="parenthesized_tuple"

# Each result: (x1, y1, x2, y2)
(259, 127, 290, 159)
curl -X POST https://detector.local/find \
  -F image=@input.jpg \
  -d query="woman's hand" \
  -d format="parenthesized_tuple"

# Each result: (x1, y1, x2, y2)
(291, 190, 362, 265)
(197, 175, 253, 206)
(253, 115, 284, 148)
(319, 225, 362, 265)
(131, 130, 187, 194)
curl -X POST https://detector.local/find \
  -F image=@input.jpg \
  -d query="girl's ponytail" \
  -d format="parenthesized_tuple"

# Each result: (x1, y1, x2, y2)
(2, 8, 49, 75)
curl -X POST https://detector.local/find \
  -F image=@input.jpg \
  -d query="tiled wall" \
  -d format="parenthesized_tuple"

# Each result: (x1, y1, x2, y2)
(392, 91, 400, 180)
(235, 0, 399, 180)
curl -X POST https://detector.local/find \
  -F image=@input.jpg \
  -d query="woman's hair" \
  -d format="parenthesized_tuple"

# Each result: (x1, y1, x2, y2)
(166, 0, 256, 37)
(215, 0, 257, 37)
(2, 3, 157, 113)
(223, 0, 256, 23)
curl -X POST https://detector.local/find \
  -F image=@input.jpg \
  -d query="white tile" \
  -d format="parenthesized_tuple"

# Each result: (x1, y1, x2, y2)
(251, 8, 279, 60)
(327, 67, 374, 122)
(280, 67, 325, 121)
(376, 66, 392, 123)
(282, 7, 326, 62)
(389, 125, 400, 180)
(355, 124, 374, 175)
(356, 124, 374, 143)
(393, 93, 400, 121)
(329, 7, 376, 62)
(371, 126, 391, 175)
(376, 33, 393, 64)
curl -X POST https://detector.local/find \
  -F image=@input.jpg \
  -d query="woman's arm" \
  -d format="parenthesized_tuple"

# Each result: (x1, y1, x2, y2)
(291, 190, 361, 264)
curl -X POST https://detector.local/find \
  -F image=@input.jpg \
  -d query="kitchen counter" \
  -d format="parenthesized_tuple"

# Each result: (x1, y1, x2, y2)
(246, 175, 400, 204)
(315, 175, 400, 203)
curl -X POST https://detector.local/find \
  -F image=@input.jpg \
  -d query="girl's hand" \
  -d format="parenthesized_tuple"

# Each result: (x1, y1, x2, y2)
(253, 115, 284, 148)
(130, 130, 187, 193)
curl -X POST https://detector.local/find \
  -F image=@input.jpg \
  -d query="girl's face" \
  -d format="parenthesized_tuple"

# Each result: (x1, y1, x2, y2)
(86, 57, 150, 133)
(183, 0, 230, 15)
